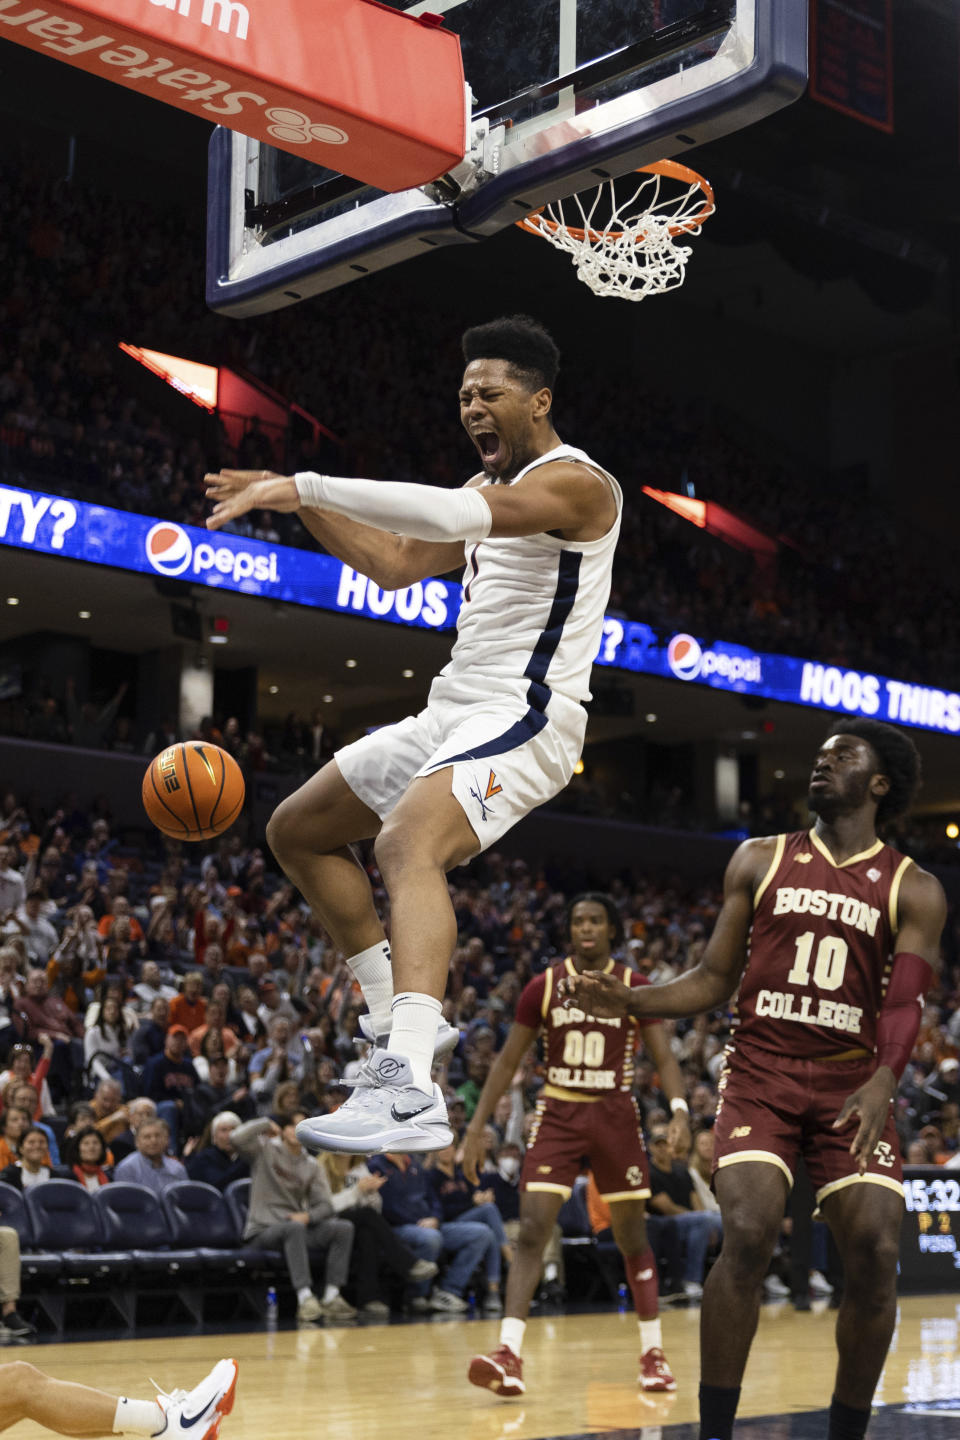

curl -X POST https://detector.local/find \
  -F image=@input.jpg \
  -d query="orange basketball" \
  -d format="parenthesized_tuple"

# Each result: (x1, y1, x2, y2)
(142, 742, 245, 842)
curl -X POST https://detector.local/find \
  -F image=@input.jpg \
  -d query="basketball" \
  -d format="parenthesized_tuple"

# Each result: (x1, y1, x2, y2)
(142, 742, 245, 841)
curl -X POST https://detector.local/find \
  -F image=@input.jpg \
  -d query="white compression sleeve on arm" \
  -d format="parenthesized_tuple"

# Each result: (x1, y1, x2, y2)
(295, 472, 493, 543)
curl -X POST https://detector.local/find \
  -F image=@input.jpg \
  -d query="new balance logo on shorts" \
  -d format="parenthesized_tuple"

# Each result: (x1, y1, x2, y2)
(731, 1125, 752, 1138)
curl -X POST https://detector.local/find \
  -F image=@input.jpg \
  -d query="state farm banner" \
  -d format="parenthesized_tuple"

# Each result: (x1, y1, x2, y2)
(0, 0, 465, 191)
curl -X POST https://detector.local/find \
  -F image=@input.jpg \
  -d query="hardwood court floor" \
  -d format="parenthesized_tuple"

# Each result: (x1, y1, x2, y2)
(3, 1294, 959, 1437)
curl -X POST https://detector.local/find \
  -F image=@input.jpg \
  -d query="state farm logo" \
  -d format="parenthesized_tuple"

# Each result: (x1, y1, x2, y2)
(148, 0, 251, 43)
(667, 633, 703, 680)
(146, 522, 193, 577)
(666, 632, 763, 686)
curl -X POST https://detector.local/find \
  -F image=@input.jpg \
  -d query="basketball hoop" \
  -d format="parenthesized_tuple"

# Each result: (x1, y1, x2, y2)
(516, 159, 715, 301)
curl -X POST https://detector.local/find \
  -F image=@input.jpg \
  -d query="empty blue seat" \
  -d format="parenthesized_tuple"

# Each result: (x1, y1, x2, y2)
(224, 1178, 251, 1237)
(163, 1181, 250, 1272)
(0, 1181, 32, 1246)
(0, 1181, 62, 1281)
(94, 1183, 200, 1273)
(26, 1180, 130, 1281)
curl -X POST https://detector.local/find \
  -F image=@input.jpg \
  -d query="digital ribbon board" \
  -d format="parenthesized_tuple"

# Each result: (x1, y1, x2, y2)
(2, 483, 958, 738)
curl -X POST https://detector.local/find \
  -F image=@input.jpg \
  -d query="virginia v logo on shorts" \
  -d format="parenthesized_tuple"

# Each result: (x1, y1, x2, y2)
(470, 770, 503, 822)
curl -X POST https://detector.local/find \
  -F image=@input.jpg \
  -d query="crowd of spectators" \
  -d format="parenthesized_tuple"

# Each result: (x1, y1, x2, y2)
(2, 154, 960, 692)
(0, 780, 957, 1328)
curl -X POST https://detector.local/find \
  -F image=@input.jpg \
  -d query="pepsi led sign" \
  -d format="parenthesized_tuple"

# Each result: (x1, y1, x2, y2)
(2, 483, 959, 739)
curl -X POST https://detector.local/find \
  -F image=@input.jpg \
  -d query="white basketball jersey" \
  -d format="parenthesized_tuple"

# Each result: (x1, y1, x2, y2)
(429, 444, 622, 714)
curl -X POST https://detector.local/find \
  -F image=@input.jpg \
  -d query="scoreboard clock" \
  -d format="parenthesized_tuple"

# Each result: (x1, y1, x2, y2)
(899, 1166, 960, 1293)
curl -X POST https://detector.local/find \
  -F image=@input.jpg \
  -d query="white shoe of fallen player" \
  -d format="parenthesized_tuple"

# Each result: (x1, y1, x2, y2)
(296, 1051, 454, 1154)
(155, 1358, 238, 1439)
(358, 1012, 460, 1057)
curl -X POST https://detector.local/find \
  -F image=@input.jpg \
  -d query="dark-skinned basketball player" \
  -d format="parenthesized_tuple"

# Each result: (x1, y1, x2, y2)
(563, 719, 946, 1440)
(462, 892, 690, 1397)
(205, 316, 621, 1157)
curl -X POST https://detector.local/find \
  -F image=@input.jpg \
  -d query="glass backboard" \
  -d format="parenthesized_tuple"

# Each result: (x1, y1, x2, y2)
(207, 0, 807, 316)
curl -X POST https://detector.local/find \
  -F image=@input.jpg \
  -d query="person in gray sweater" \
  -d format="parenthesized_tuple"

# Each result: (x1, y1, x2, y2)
(232, 1110, 355, 1322)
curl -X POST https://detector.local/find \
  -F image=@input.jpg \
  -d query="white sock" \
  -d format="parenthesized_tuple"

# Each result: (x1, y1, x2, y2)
(347, 940, 394, 1035)
(113, 1397, 166, 1436)
(322, 1284, 340, 1303)
(387, 992, 441, 1092)
(639, 1318, 662, 1353)
(544, 1262, 558, 1282)
(297, 1286, 313, 1304)
(499, 1317, 526, 1357)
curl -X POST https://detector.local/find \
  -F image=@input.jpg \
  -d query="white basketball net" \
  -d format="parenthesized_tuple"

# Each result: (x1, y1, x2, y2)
(521, 168, 715, 301)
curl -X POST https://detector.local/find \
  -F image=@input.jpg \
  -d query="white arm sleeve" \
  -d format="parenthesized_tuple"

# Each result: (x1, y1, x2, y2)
(295, 472, 493, 543)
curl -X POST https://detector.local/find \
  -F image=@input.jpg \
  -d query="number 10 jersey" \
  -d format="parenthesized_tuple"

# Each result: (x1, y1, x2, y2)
(733, 828, 914, 1062)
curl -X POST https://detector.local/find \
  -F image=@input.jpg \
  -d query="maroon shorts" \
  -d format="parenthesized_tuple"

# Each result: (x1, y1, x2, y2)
(520, 1092, 650, 1201)
(713, 1044, 903, 1204)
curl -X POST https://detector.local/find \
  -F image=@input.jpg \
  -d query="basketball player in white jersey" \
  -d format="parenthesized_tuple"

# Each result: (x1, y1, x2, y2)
(204, 316, 621, 1154)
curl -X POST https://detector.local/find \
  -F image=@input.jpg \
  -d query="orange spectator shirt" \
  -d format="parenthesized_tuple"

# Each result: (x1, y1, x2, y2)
(169, 994, 207, 1031)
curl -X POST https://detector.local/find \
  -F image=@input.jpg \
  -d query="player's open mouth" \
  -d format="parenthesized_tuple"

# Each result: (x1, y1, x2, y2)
(474, 431, 505, 467)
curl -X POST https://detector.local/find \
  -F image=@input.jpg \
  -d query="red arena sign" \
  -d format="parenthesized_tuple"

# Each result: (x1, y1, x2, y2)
(0, 0, 466, 191)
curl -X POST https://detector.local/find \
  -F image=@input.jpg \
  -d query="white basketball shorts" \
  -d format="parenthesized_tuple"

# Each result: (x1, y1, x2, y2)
(334, 680, 586, 852)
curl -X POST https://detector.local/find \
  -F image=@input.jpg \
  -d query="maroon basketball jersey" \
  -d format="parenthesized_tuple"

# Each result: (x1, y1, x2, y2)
(733, 829, 913, 1060)
(515, 958, 652, 1100)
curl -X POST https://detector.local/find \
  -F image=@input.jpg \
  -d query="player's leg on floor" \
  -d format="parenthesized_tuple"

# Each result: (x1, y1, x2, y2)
(469, 1191, 565, 1396)
(266, 761, 392, 1016)
(609, 1199, 676, 1392)
(821, 1183, 903, 1440)
(0, 1360, 126, 1436)
(700, 1163, 789, 1440)
(0, 1357, 232, 1437)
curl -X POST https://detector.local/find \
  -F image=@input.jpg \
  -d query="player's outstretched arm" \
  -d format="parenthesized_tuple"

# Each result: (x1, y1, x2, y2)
(833, 864, 947, 1174)
(205, 468, 481, 588)
(563, 839, 770, 1021)
(458, 1021, 537, 1184)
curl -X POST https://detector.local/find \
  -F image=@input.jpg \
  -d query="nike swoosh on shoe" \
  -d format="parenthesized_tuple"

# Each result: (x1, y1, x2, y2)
(390, 1100, 434, 1122)
(179, 1401, 215, 1428)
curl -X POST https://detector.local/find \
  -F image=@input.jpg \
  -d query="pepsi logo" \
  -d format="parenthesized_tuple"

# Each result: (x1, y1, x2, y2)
(146, 522, 193, 577)
(667, 633, 703, 680)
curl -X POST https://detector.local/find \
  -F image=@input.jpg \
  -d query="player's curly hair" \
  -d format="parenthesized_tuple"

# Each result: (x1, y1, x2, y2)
(566, 892, 624, 947)
(827, 718, 922, 825)
(461, 315, 560, 392)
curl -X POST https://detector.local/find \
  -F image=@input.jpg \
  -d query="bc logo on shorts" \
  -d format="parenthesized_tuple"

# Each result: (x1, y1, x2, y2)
(873, 1141, 895, 1169)
(626, 1165, 644, 1187)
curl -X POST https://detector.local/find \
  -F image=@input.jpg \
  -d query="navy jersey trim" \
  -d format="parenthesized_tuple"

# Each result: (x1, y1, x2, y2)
(427, 550, 582, 767)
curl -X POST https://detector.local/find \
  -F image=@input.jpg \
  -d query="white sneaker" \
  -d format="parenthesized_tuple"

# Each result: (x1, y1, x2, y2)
(296, 1051, 454, 1154)
(297, 1293, 323, 1322)
(359, 1012, 460, 1058)
(764, 1274, 791, 1299)
(683, 1281, 704, 1301)
(156, 1358, 238, 1439)
(430, 1288, 468, 1313)
(808, 1269, 834, 1297)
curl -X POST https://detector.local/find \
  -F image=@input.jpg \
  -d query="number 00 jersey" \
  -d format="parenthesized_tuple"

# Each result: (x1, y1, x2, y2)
(733, 829, 914, 1062)
(515, 958, 653, 1100)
